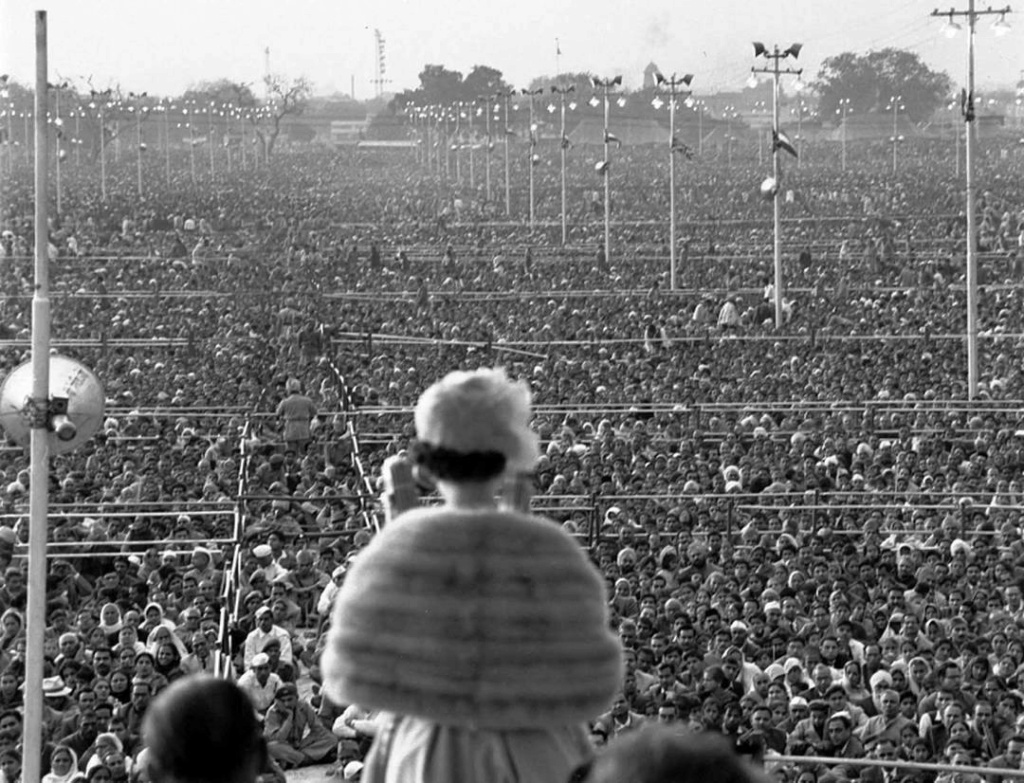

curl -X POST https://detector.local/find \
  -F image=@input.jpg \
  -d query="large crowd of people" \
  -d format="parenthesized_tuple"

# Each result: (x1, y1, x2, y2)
(0, 123, 1023, 782)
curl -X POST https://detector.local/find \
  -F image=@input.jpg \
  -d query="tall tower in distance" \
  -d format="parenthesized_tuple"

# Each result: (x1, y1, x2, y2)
(373, 29, 390, 99)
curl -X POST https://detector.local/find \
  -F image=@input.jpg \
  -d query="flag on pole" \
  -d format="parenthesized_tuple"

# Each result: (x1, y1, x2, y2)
(604, 130, 621, 148)
(773, 128, 798, 158)
(556, 38, 561, 56)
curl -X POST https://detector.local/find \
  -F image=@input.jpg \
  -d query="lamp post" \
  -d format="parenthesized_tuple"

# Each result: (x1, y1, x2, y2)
(72, 107, 81, 167)
(187, 103, 197, 183)
(932, 1, 1012, 400)
(467, 102, 476, 189)
(591, 75, 622, 267)
(750, 41, 803, 330)
(689, 98, 707, 155)
(522, 88, 543, 231)
(499, 89, 516, 216)
(208, 101, 216, 177)
(752, 100, 767, 164)
(128, 92, 148, 197)
(948, 99, 962, 177)
(836, 98, 851, 171)
(0, 77, 10, 176)
(478, 96, 495, 203)
(239, 107, 248, 172)
(886, 95, 904, 174)
(654, 72, 694, 291)
(551, 84, 575, 246)
(23, 111, 32, 166)
(723, 104, 737, 166)
(792, 98, 806, 165)
(89, 89, 111, 201)
(51, 81, 69, 214)
(451, 105, 462, 184)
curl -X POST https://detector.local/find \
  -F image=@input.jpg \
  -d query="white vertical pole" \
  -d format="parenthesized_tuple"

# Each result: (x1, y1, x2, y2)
(560, 91, 568, 246)
(965, 0, 979, 398)
(669, 88, 676, 290)
(25, 12, 52, 783)
(603, 84, 611, 265)
(772, 49, 783, 329)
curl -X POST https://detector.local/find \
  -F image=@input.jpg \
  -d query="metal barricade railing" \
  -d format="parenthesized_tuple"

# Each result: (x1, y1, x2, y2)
(768, 754, 1024, 779)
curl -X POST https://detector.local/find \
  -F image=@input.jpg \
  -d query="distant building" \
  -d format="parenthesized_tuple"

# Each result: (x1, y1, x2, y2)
(330, 120, 369, 145)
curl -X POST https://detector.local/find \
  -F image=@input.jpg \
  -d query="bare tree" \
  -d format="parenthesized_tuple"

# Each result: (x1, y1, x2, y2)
(259, 74, 312, 157)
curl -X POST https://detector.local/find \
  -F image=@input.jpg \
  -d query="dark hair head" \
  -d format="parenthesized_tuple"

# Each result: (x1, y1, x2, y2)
(142, 675, 264, 783)
(584, 725, 770, 783)
(410, 440, 506, 483)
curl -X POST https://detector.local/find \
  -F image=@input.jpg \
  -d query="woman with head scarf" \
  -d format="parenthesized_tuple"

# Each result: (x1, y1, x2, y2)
(111, 626, 145, 659)
(42, 745, 80, 783)
(0, 610, 22, 656)
(145, 626, 187, 660)
(97, 604, 122, 647)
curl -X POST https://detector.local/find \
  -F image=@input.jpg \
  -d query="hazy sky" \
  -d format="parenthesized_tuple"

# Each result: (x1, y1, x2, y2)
(1, 0, 1021, 99)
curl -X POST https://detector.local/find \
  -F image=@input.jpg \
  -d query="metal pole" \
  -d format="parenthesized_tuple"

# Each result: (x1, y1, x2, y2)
(950, 104, 958, 175)
(136, 106, 143, 197)
(189, 110, 196, 183)
(772, 49, 783, 329)
(99, 102, 107, 201)
(796, 102, 803, 166)
(698, 104, 703, 155)
(4, 106, 10, 176)
(669, 88, 676, 291)
(841, 102, 847, 172)
(164, 104, 171, 181)
(603, 83, 611, 266)
(209, 106, 215, 177)
(965, 0, 979, 398)
(468, 104, 475, 189)
(239, 112, 246, 170)
(74, 111, 80, 166)
(485, 99, 492, 203)
(560, 90, 568, 246)
(893, 99, 899, 174)
(504, 94, 511, 216)
(454, 109, 461, 184)
(25, 15, 52, 783)
(528, 93, 535, 230)
(444, 113, 451, 181)
(55, 85, 62, 216)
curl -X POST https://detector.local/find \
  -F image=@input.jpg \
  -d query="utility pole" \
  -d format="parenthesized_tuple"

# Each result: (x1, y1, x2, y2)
(499, 89, 516, 217)
(551, 84, 575, 246)
(750, 42, 803, 330)
(592, 75, 622, 267)
(931, 1, 1012, 400)
(655, 72, 694, 292)
(522, 87, 543, 230)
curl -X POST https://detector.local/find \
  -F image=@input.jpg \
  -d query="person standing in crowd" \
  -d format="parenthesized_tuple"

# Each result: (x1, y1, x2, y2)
(275, 379, 316, 455)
